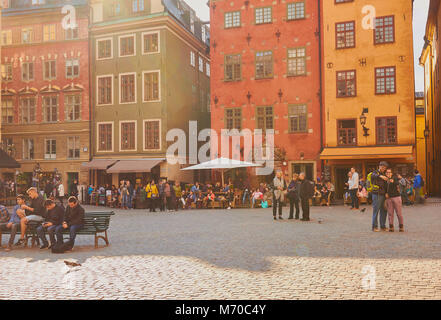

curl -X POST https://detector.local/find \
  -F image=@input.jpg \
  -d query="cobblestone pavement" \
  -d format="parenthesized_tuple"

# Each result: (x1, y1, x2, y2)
(1, 203, 441, 299)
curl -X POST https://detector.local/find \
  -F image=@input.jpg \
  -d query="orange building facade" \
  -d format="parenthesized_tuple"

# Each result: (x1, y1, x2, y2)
(209, 0, 323, 183)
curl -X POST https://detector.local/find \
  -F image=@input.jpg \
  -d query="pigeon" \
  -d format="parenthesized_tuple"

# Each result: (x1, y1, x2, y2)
(360, 208, 366, 213)
(64, 260, 81, 267)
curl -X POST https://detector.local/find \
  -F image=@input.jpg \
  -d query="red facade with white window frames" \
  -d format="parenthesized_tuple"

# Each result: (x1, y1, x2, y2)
(209, 0, 322, 182)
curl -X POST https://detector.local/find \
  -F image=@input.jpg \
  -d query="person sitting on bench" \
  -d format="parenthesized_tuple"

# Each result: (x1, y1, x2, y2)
(56, 196, 84, 248)
(36, 199, 64, 249)
(0, 195, 26, 251)
(15, 187, 47, 247)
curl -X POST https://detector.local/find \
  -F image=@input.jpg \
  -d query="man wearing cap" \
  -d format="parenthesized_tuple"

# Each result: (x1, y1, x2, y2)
(371, 161, 389, 232)
(56, 196, 84, 247)
(0, 195, 26, 251)
(15, 187, 47, 246)
(36, 199, 64, 249)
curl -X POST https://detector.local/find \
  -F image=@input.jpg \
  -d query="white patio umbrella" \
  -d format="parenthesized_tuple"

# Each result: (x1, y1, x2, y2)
(181, 157, 262, 186)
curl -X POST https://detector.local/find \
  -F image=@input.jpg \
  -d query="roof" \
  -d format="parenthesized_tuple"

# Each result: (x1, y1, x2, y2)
(320, 146, 414, 160)
(0, 149, 20, 169)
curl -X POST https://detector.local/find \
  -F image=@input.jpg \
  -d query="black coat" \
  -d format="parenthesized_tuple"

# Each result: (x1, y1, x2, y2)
(45, 205, 64, 225)
(64, 204, 85, 226)
(299, 179, 314, 199)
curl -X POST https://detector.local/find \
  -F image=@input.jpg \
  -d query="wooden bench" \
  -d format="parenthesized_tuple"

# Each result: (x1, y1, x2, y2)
(0, 211, 115, 249)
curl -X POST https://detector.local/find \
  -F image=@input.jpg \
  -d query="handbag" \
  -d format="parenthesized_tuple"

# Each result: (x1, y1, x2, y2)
(261, 201, 268, 208)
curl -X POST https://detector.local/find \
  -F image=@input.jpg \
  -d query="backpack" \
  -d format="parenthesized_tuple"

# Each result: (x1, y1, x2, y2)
(51, 240, 74, 254)
(366, 172, 380, 193)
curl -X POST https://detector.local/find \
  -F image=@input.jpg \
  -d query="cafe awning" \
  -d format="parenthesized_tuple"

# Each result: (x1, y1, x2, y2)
(320, 145, 414, 160)
(81, 159, 118, 170)
(0, 149, 20, 169)
(106, 158, 164, 173)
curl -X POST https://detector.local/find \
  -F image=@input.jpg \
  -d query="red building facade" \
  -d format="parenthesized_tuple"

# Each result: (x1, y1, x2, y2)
(1, 1, 90, 192)
(209, 0, 322, 182)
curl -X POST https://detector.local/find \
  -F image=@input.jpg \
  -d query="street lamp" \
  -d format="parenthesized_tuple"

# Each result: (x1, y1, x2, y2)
(359, 109, 370, 137)
(424, 127, 430, 139)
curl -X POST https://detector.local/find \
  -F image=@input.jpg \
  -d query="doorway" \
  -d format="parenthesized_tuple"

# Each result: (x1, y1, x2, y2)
(335, 167, 351, 199)
(67, 172, 79, 195)
(292, 163, 314, 181)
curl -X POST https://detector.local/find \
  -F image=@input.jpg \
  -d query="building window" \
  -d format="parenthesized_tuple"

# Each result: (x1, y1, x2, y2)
(23, 139, 34, 160)
(336, 21, 355, 49)
(287, 2, 305, 20)
(67, 136, 80, 159)
(120, 73, 136, 103)
(97, 76, 113, 105)
(65, 27, 79, 40)
(109, 0, 121, 17)
(256, 106, 274, 130)
(66, 59, 79, 78)
(202, 26, 207, 43)
(22, 28, 33, 44)
(190, 51, 196, 67)
(98, 123, 113, 152)
(287, 47, 306, 76)
(225, 108, 242, 130)
(20, 97, 36, 123)
(143, 71, 160, 102)
(337, 119, 357, 146)
(1, 98, 14, 124)
(45, 139, 56, 160)
(255, 7, 272, 24)
(374, 16, 394, 44)
(44, 60, 56, 80)
(119, 35, 135, 57)
(337, 70, 356, 97)
(288, 105, 307, 132)
(42, 96, 58, 123)
(65, 95, 81, 121)
(43, 24, 56, 42)
(376, 117, 397, 144)
(132, 0, 144, 13)
(375, 66, 396, 94)
(120, 121, 136, 151)
(97, 39, 112, 59)
(144, 120, 160, 150)
(225, 54, 241, 81)
(22, 62, 34, 81)
(255, 51, 273, 79)
(1, 64, 13, 82)
(225, 11, 241, 28)
(199, 57, 204, 72)
(1, 30, 12, 45)
(206, 63, 210, 77)
(143, 32, 159, 54)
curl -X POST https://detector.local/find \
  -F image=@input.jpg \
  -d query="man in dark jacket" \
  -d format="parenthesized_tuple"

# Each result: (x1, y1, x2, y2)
(36, 199, 64, 249)
(298, 172, 313, 221)
(288, 174, 300, 220)
(56, 196, 84, 247)
(44, 180, 54, 199)
(371, 161, 389, 232)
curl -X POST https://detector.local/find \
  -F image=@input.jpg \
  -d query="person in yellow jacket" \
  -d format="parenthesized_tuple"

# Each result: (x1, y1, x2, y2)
(145, 180, 159, 212)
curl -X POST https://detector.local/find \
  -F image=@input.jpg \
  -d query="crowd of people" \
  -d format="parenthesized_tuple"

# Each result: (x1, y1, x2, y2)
(0, 187, 84, 252)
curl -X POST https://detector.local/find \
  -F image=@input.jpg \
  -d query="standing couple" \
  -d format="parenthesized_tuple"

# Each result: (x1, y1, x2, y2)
(272, 170, 314, 221)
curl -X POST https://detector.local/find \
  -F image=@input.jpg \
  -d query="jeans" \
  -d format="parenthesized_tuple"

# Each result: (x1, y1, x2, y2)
(36, 224, 61, 246)
(0, 223, 19, 246)
(121, 194, 129, 208)
(56, 224, 83, 245)
(26, 215, 44, 223)
(289, 196, 300, 219)
(349, 189, 359, 209)
(127, 195, 133, 209)
(242, 191, 250, 204)
(273, 197, 283, 217)
(372, 193, 387, 229)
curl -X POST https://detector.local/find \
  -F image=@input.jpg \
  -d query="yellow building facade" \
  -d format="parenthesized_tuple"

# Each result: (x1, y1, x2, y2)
(420, 0, 441, 197)
(321, 0, 416, 198)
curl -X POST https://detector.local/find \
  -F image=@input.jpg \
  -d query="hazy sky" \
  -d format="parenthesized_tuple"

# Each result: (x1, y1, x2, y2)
(187, 0, 430, 92)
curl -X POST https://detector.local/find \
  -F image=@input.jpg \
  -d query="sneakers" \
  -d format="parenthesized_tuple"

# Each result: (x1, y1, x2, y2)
(372, 227, 380, 232)
(39, 244, 48, 249)
(14, 238, 25, 246)
(380, 228, 389, 232)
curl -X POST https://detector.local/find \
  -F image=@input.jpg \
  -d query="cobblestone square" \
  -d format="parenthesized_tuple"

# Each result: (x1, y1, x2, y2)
(1, 203, 441, 299)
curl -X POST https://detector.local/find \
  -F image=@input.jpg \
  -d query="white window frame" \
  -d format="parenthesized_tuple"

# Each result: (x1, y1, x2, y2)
(190, 51, 195, 67)
(96, 74, 114, 106)
(96, 37, 113, 60)
(96, 121, 114, 153)
(142, 70, 161, 103)
(119, 72, 137, 104)
(141, 31, 160, 55)
(1, 30, 12, 45)
(44, 139, 57, 160)
(199, 57, 204, 72)
(43, 24, 56, 42)
(119, 120, 138, 152)
(206, 63, 210, 77)
(118, 34, 136, 58)
(67, 136, 80, 159)
(66, 58, 80, 79)
(143, 119, 161, 151)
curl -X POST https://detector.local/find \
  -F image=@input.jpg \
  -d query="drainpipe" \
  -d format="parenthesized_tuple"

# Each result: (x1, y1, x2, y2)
(317, 0, 324, 174)
(88, 3, 93, 185)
